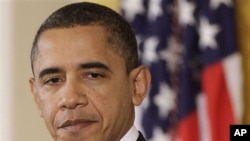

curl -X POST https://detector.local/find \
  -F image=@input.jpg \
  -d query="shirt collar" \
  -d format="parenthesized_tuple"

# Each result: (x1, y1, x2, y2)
(120, 125, 139, 141)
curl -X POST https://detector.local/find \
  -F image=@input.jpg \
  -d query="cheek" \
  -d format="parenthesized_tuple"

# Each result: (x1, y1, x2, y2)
(41, 101, 56, 118)
(38, 97, 60, 139)
(90, 82, 132, 117)
(39, 94, 59, 127)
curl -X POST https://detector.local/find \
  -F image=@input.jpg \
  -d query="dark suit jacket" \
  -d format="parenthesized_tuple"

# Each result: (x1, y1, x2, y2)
(137, 132, 146, 141)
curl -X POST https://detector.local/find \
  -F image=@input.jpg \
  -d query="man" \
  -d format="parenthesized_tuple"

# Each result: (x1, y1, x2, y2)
(29, 2, 151, 141)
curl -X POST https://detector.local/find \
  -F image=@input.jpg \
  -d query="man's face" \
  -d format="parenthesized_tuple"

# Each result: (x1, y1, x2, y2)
(29, 26, 146, 141)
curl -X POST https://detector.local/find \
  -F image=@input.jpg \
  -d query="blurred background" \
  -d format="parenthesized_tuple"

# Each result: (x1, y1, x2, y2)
(0, 0, 250, 141)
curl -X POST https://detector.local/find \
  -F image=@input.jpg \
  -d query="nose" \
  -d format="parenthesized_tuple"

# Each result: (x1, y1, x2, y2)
(58, 79, 88, 109)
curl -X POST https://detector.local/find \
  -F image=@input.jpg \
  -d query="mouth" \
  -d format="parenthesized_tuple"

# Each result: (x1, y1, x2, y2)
(58, 119, 97, 133)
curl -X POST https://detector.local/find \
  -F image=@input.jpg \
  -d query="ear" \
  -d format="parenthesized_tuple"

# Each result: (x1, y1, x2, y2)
(130, 65, 151, 106)
(29, 77, 43, 117)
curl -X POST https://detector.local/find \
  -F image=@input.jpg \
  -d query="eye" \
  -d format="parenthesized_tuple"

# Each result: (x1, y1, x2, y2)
(86, 72, 104, 80)
(44, 77, 62, 85)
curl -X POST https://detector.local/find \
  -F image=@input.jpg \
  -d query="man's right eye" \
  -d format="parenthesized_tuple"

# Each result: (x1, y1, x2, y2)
(44, 78, 62, 85)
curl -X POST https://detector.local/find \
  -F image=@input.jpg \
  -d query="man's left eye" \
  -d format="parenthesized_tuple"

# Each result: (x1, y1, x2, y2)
(86, 73, 104, 79)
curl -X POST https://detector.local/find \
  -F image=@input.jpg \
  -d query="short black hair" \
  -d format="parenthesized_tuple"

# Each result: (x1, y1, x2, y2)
(31, 2, 138, 74)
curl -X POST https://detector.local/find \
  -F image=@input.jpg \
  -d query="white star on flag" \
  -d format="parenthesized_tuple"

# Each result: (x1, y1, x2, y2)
(199, 17, 220, 49)
(178, 0, 196, 26)
(148, 0, 163, 21)
(148, 127, 170, 141)
(160, 36, 183, 72)
(121, 0, 145, 21)
(210, 0, 233, 9)
(142, 37, 159, 65)
(154, 82, 176, 118)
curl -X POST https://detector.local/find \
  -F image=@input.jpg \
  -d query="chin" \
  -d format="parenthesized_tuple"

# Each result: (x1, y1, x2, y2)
(55, 129, 103, 141)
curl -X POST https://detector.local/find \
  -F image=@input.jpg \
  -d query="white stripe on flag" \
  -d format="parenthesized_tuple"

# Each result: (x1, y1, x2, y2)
(196, 93, 211, 141)
(223, 53, 243, 123)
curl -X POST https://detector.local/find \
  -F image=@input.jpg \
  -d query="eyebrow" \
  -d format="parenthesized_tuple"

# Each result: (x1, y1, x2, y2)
(38, 62, 112, 79)
(39, 67, 62, 79)
(79, 62, 112, 73)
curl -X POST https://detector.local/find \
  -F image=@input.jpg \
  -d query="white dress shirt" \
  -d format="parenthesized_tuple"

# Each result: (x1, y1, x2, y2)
(120, 125, 139, 141)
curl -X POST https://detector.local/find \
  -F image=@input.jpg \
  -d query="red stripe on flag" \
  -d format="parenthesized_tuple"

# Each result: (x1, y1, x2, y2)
(202, 62, 234, 141)
(178, 111, 199, 141)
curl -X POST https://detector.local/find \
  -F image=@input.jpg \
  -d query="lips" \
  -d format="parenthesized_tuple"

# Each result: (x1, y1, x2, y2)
(58, 119, 96, 132)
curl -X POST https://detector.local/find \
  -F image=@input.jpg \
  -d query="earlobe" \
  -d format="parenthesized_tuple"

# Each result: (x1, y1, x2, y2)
(29, 78, 43, 117)
(131, 65, 151, 106)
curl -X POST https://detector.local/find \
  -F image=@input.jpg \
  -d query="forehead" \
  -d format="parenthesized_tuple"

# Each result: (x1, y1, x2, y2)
(37, 25, 108, 61)
(38, 25, 108, 49)
(33, 26, 125, 75)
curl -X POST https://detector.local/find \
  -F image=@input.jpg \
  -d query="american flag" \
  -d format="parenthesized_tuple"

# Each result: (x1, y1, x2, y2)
(121, 0, 242, 141)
